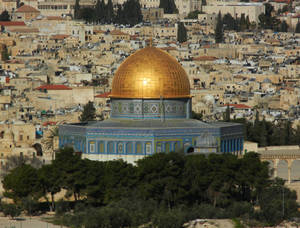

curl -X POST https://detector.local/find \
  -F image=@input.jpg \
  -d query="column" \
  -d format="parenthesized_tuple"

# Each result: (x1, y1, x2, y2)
(273, 159, 279, 178)
(287, 160, 293, 184)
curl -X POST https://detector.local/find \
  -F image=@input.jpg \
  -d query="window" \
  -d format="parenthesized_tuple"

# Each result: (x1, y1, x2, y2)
(165, 143, 170, 153)
(146, 143, 151, 154)
(118, 143, 123, 154)
(174, 142, 179, 152)
(136, 142, 142, 154)
(108, 142, 114, 153)
(27, 136, 30, 140)
(90, 142, 95, 153)
(99, 142, 104, 153)
(126, 142, 132, 153)
(156, 143, 162, 153)
(19, 135, 23, 141)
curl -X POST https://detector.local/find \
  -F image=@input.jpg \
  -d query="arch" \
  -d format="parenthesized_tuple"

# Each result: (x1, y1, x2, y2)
(107, 142, 114, 153)
(277, 160, 288, 181)
(187, 147, 194, 154)
(290, 160, 300, 183)
(165, 143, 170, 153)
(126, 142, 133, 154)
(117, 142, 124, 154)
(174, 142, 180, 152)
(145, 142, 152, 154)
(32, 143, 43, 156)
(136, 142, 142, 154)
(156, 142, 162, 153)
(99, 141, 105, 153)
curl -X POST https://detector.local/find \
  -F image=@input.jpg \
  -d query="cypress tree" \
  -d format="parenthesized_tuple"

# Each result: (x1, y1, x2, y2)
(159, 0, 177, 14)
(0, 10, 10, 21)
(79, 101, 96, 122)
(1, 45, 9, 61)
(215, 11, 223, 43)
(105, 0, 114, 23)
(95, 0, 105, 23)
(296, 22, 300, 33)
(177, 22, 187, 43)
(74, 0, 80, 20)
(280, 20, 288, 32)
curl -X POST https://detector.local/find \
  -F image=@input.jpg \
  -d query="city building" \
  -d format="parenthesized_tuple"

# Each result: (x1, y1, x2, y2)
(59, 46, 244, 164)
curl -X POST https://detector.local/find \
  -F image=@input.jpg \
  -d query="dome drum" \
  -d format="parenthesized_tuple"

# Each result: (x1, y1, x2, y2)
(110, 98, 191, 119)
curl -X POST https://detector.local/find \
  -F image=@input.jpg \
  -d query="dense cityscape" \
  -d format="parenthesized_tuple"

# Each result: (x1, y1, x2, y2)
(0, 0, 300, 226)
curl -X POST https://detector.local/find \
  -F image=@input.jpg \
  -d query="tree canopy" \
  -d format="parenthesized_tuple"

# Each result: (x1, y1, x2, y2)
(177, 22, 187, 43)
(2, 147, 299, 226)
(79, 101, 96, 122)
(215, 11, 223, 43)
(0, 10, 10, 21)
(159, 0, 178, 14)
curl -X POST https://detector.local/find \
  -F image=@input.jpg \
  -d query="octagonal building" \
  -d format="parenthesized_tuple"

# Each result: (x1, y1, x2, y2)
(59, 46, 244, 163)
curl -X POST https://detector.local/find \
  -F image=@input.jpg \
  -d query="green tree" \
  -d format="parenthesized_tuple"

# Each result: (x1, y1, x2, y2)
(223, 13, 237, 31)
(95, 0, 105, 22)
(105, 0, 114, 23)
(177, 22, 187, 43)
(122, 0, 143, 26)
(39, 164, 61, 211)
(295, 22, 300, 33)
(159, 0, 178, 14)
(2, 203, 21, 218)
(74, 0, 80, 20)
(279, 20, 288, 32)
(80, 8, 95, 23)
(224, 104, 230, 122)
(0, 10, 10, 21)
(52, 147, 83, 201)
(79, 101, 96, 122)
(215, 11, 223, 43)
(186, 10, 202, 19)
(2, 164, 41, 204)
(1, 45, 9, 61)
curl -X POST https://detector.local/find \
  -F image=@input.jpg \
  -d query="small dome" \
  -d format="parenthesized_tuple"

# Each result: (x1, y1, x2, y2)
(110, 47, 190, 99)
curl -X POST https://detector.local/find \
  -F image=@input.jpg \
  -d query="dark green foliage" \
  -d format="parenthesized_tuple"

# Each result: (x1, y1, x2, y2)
(2, 148, 299, 226)
(177, 22, 187, 43)
(76, 0, 142, 26)
(1, 203, 21, 218)
(224, 104, 230, 122)
(2, 164, 40, 204)
(215, 11, 223, 43)
(258, 3, 280, 30)
(231, 117, 300, 147)
(80, 8, 95, 23)
(223, 13, 237, 31)
(159, 0, 178, 14)
(296, 22, 300, 33)
(74, 0, 80, 19)
(279, 20, 288, 32)
(186, 10, 202, 19)
(1, 45, 9, 61)
(79, 101, 96, 122)
(191, 111, 202, 120)
(0, 10, 10, 21)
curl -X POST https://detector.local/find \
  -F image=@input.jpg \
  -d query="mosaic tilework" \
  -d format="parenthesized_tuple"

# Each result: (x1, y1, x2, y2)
(111, 98, 189, 119)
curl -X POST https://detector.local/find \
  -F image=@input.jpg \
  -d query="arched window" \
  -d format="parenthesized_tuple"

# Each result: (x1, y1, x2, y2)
(136, 142, 142, 154)
(126, 142, 132, 153)
(99, 141, 104, 153)
(145, 142, 151, 154)
(156, 142, 162, 153)
(118, 143, 124, 154)
(165, 143, 170, 153)
(108, 142, 114, 153)
(174, 142, 179, 152)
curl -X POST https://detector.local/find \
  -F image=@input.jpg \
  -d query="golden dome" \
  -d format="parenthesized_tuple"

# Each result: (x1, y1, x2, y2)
(110, 47, 190, 99)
